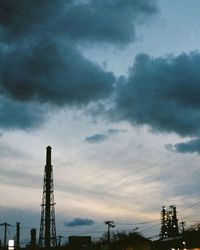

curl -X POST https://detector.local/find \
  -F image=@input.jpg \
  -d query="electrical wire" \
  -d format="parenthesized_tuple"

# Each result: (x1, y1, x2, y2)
(140, 223, 160, 233)
(115, 218, 159, 226)
(179, 201, 200, 213)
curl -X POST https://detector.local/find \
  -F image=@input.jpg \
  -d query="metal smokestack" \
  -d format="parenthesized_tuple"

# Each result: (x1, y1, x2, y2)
(30, 228, 36, 249)
(39, 146, 57, 248)
(46, 146, 51, 166)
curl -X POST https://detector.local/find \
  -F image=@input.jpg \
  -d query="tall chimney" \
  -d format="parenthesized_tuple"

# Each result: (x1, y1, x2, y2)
(39, 146, 57, 248)
(30, 228, 36, 249)
(46, 146, 51, 166)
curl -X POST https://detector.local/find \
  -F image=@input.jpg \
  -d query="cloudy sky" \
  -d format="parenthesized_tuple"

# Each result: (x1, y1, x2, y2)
(1, 0, 200, 244)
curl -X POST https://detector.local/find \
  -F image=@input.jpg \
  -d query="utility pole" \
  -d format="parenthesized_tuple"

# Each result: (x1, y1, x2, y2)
(180, 221, 185, 234)
(0, 222, 11, 248)
(16, 222, 20, 249)
(57, 235, 63, 247)
(104, 221, 115, 244)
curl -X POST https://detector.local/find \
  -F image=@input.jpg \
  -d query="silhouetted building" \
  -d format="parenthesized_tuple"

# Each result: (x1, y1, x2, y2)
(160, 205, 179, 239)
(68, 236, 91, 249)
(111, 232, 151, 250)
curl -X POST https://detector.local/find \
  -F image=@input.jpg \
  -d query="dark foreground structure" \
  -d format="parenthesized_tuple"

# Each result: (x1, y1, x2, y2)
(152, 230, 200, 250)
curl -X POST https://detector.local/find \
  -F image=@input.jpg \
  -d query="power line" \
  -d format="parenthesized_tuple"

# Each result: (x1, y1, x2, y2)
(115, 219, 159, 226)
(140, 223, 160, 233)
(179, 201, 200, 213)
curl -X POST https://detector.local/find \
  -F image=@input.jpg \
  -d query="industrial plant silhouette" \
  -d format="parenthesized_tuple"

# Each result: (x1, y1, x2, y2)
(0, 146, 200, 250)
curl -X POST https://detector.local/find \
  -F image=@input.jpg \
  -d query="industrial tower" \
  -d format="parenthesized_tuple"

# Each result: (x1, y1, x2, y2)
(160, 205, 179, 239)
(39, 146, 57, 248)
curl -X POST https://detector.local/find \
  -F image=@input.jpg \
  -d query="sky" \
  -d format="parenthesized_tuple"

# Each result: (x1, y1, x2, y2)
(1, 0, 200, 245)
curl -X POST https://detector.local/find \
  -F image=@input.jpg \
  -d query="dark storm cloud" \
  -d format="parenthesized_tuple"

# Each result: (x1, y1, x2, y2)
(0, 0, 69, 41)
(0, 0, 158, 130)
(61, 0, 158, 44)
(167, 138, 200, 154)
(0, 96, 46, 130)
(0, 39, 114, 106)
(85, 134, 108, 143)
(113, 52, 200, 137)
(64, 218, 95, 227)
(0, 0, 157, 44)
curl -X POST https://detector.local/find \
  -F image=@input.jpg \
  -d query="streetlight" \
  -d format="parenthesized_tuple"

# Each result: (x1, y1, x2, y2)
(104, 221, 115, 244)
